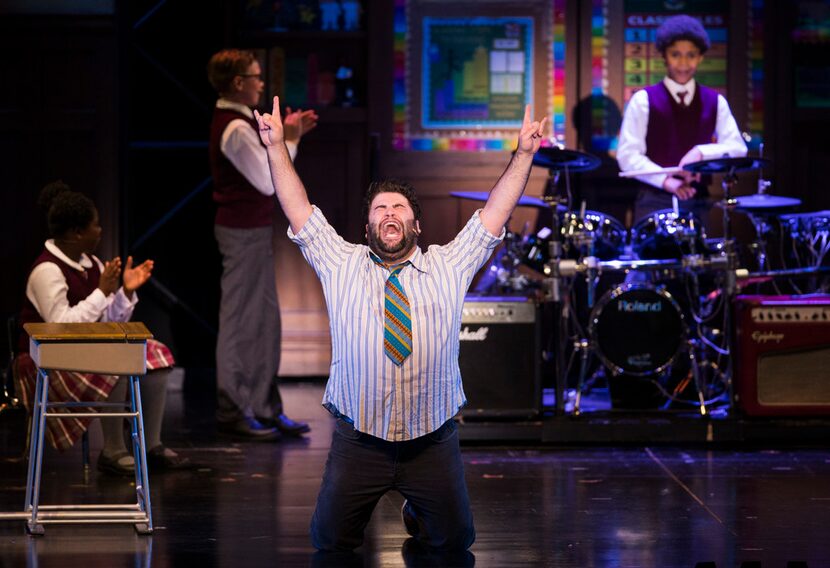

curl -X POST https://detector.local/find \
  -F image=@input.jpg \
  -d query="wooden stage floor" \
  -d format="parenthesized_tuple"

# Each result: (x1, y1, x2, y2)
(1, 380, 829, 567)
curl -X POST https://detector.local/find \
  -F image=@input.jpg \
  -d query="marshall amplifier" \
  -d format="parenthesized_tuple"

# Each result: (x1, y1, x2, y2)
(734, 295, 830, 416)
(459, 296, 541, 419)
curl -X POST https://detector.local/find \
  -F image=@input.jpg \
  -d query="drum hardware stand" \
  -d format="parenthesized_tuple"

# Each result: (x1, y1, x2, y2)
(620, 155, 776, 417)
(542, 256, 603, 416)
(746, 213, 774, 271)
(684, 252, 750, 416)
(540, 164, 577, 416)
(499, 225, 530, 292)
(572, 336, 710, 417)
(717, 164, 742, 414)
(568, 332, 712, 417)
(545, 169, 564, 209)
(685, 338, 707, 416)
(562, 165, 573, 212)
(544, 207, 572, 416)
(572, 337, 591, 416)
(529, 146, 606, 416)
(668, 196, 702, 257)
(482, 221, 533, 295)
(572, 202, 601, 308)
(749, 147, 774, 270)
(584, 255, 600, 309)
(756, 142, 771, 197)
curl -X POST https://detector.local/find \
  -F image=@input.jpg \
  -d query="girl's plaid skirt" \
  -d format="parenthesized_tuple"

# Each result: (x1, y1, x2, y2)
(14, 338, 174, 451)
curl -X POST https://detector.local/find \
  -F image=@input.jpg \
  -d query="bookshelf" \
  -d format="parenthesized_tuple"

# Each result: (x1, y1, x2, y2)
(235, 1, 369, 115)
(231, 1, 371, 235)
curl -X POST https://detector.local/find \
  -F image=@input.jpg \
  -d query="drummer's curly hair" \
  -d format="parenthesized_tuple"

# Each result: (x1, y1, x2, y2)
(37, 180, 96, 238)
(655, 15, 710, 55)
(362, 179, 422, 225)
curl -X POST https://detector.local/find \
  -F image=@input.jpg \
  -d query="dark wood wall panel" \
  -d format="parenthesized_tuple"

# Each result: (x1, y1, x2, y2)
(293, 113, 369, 242)
(0, 17, 118, 327)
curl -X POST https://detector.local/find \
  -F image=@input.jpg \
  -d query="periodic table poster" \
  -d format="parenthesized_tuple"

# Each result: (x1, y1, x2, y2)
(622, 1, 729, 105)
(421, 17, 534, 129)
(393, 0, 567, 152)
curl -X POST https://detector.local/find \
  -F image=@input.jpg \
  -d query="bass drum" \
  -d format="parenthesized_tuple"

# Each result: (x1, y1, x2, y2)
(589, 284, 686, 376)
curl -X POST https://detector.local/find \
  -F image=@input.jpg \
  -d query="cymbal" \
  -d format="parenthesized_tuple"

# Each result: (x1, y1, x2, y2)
(449, 191, 563, 210)
(722, 194, 802, 211)
(531, 147, 601, 172)
(682, 156, 770, 174)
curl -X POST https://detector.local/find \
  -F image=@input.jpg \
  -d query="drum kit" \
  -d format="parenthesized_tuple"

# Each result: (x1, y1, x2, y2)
(452, 147, 830, 417)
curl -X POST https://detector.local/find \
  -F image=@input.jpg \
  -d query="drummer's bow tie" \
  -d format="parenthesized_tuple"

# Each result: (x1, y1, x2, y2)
(370, 253, 412, 366)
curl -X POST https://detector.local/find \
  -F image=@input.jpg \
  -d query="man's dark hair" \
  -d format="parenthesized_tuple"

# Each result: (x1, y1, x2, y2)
(207, 49, 257, 95)
(37, 180, 96, 237)
(655, 15, 710, 55)
(362, 179, 422, 225)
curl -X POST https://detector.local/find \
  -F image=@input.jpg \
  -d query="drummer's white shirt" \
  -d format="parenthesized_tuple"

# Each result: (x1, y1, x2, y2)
(617, 77, 748, 190)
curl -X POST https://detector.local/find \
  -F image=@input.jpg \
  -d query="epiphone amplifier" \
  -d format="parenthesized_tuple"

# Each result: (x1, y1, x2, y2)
(459, 296, 541, 419)
(734, 295, 830, 416)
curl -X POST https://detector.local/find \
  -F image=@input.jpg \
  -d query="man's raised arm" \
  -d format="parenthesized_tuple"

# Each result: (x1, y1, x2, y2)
(480, 104, 547, 236)
(254, 95, 314, 234)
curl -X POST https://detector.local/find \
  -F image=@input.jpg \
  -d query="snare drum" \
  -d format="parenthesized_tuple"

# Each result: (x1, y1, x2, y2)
(632, 209, 707, 260)
(589, 284, 686, 376)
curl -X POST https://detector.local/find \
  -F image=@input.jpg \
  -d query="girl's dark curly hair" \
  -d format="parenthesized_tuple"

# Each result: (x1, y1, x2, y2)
(37, 180, 96, 238)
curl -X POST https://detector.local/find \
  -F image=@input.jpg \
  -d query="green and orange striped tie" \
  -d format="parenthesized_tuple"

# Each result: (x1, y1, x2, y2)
(372, 255, 412, 366)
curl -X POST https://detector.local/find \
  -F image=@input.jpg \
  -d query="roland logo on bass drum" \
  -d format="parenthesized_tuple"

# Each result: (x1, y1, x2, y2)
(459, 326, 489, 341)
(617, 300, 662, 313)
(627, 353, 652, 367)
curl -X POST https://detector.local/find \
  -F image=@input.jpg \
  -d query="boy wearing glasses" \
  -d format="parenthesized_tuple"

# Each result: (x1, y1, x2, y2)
(207, 49, 317, 440)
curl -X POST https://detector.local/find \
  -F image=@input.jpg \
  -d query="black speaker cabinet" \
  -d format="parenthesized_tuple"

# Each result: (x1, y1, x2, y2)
(459, 296, 541, 419)
(735, 295, 830, 416)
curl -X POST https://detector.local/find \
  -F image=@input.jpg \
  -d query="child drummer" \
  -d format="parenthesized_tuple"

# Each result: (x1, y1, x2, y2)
(617, 14, 747, 221)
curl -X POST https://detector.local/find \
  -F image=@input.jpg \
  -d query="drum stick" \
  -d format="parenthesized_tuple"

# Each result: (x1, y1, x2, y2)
(618, 166, 684, 178)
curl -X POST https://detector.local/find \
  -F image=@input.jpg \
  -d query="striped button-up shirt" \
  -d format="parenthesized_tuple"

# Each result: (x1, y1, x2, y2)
(289, 205, 503, 441)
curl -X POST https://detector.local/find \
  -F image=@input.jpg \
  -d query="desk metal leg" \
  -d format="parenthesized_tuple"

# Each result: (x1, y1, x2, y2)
(23, 369, 43, 513)
(128, 375, 153, 534)
(26, 369, 49, 536)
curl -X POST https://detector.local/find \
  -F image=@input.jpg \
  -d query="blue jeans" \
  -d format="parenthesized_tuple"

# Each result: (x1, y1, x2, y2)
(310, 418, 475, 552)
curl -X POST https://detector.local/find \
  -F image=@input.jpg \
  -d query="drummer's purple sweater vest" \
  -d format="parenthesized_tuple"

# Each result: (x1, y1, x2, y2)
(209, 108, 274, 228)
(644, 83, 718, 167)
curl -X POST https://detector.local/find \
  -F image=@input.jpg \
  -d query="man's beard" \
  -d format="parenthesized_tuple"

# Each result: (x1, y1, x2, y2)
(367, 219, 418, 263)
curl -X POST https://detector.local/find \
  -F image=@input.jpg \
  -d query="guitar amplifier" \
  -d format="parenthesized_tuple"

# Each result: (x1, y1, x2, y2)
(459, 296, 541, 419)
(734, 295, 830, 416)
